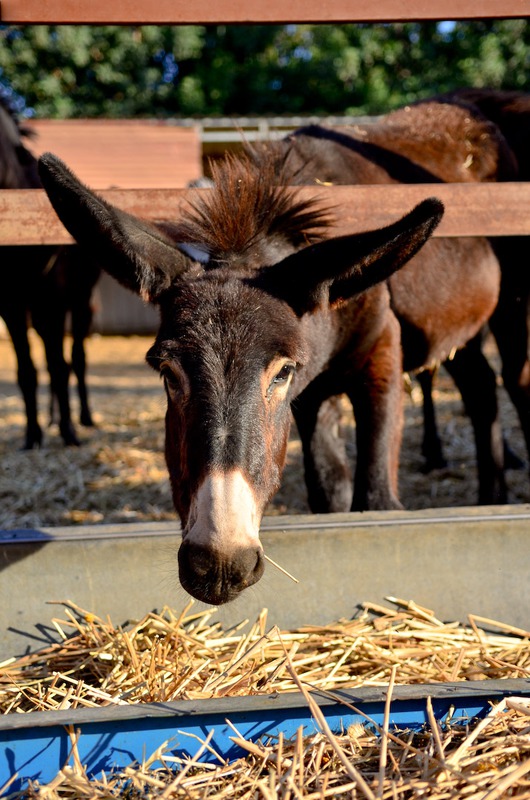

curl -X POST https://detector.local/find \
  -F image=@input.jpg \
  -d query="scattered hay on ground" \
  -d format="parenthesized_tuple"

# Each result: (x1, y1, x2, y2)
(1, 332, 529, 530)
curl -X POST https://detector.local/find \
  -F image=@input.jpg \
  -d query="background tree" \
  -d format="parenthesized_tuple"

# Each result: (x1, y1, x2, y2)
(0, 20, 527, 118)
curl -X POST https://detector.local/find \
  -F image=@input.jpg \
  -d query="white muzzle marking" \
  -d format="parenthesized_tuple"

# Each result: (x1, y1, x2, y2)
(186, 469, 261, 552)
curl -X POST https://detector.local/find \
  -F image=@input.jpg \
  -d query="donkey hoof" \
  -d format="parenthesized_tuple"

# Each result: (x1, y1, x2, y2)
(21, 427, 43, 450)
(60, 424, 81, 447)
(20, 438, 43, 451)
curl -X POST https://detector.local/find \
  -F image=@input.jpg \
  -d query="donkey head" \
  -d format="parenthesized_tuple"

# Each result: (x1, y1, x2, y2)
(39, 152, 442, 604)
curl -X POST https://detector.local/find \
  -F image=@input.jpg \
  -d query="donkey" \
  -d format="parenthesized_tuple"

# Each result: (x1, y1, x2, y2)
(39, 150, 443, 604)
(415, 89, 530, 479)
(0, 98, 99, 448)
(256, 98, 510, 504)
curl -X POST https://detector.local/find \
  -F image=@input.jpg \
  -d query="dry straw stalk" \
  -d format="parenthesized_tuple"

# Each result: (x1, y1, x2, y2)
(2, 597, 530, 797)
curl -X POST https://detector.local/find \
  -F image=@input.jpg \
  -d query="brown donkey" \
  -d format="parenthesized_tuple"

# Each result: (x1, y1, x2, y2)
(262, 98, 511, 504)
(39, 151, 442, 603)
(418, 89, 530, 483)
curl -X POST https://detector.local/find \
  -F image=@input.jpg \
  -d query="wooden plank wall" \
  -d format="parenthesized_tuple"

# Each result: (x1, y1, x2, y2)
(0, 0, 528, 242)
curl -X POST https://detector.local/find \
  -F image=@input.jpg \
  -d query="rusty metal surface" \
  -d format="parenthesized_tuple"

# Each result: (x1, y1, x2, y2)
(1, 183, 530, 246)
(1, 0, 528, 23)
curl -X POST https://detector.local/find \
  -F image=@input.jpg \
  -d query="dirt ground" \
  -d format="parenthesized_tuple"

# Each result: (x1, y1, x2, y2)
(1, 330, 529, 529)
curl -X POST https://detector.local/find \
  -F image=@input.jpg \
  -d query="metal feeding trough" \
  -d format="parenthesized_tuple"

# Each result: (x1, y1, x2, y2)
(2, 505, 530, 790)
(3, 680, 530, 791)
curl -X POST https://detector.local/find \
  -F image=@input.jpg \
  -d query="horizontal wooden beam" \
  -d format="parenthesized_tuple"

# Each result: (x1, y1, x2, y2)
(0, 189, 182, 246)
(1, 183, 530, 246)
(1, 0, 528, 24)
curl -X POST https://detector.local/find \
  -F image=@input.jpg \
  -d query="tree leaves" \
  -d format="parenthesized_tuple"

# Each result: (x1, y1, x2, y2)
(0, 21, 528, 118)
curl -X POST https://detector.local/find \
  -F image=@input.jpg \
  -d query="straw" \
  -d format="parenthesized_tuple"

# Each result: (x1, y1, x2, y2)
(3, 597, 530, 714)
(263, 553, 300, 584)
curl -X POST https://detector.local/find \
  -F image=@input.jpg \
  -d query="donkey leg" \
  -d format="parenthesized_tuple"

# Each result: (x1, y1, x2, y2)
(348, 315, 404, 511)
(66, 246, 99, 427)
(416, 368, 448, 471)
(444, 336, 506, 505)
(32, 311, 80, 447)
(70, 303, 94, 427)
(2, 309, 43, 449)
(293, 389, 353, 513)
(489, 289, 530, 471)
(488, 239, 530, 471)
(46, 339, 79, 446)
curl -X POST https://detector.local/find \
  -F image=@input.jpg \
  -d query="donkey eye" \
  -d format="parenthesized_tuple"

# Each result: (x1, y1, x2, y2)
(162, 368, 178, 386)
(160, 362, 187, 398)
(273, 363, 295, 384)
(267, 362, 296, 398)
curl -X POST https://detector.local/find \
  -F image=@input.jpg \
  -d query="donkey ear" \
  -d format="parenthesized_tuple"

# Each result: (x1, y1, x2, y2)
(255, 198, 444, 316)
(38, 152, 191, 301)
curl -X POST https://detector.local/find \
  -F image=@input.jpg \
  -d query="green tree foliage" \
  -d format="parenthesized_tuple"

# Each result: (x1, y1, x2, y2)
(0, 20, 527, 118)
(0, 26, 205, 116)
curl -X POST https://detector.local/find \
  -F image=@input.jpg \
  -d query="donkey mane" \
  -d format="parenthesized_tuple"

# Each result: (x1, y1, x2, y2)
(174, 151, 333, 264)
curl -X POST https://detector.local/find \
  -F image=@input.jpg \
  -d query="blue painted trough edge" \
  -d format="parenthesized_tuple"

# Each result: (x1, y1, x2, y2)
(2, 678, 530, 792)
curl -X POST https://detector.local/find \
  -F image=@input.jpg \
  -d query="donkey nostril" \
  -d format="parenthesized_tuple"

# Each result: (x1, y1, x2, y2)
(181, 541, 222, 580)
(191, 549, 213, 577)
(252, 548, 265, 581)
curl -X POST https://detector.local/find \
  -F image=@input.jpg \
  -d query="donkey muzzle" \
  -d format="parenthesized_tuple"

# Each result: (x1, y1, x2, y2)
(178, 540, 264, 604)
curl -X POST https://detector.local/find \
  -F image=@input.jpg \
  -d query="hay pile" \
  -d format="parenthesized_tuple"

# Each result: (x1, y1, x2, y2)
(1, 597, 529, 712)
(2, 599, 530, 798)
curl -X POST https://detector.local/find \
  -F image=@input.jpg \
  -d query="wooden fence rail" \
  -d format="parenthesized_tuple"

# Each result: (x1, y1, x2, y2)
(0, 2, 528, 244)
(2, 183, 530, 246)
(1, 0, 529, 24)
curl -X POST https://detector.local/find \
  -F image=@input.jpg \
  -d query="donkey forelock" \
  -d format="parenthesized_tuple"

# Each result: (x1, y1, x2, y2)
(170, 152, 333, 268)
